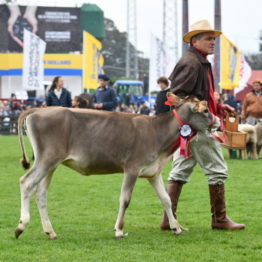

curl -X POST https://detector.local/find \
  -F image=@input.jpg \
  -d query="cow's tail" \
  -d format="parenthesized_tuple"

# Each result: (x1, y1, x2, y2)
(18, 108, 39, 170)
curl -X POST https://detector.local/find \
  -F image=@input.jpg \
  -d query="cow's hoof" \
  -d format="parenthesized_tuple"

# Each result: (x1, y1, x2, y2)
(45, 232, 57, 240)
(115, 231, 124, 239)
(172, 227, 182, 235)
(15, 228, 23, 239)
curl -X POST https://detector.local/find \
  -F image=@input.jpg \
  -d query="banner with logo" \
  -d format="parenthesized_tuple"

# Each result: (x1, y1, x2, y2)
(83, 31, 104, 90)
(220, 34, 251, 90)
(149, 34, 175, 93)
(0, 4, 81, 53)
(22, 29, 46, 90)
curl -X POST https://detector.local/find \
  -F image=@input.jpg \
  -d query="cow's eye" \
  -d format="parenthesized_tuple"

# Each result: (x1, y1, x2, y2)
(204, 109, 208, 113)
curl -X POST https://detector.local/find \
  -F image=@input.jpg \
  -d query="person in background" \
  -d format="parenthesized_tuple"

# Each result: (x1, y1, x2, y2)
(79, 93, 94, 109)
(127, 104, 135, 113)
(149, 108, 155, 116)
(155, 77, 171, 115)
(214, 90, 222, 104)
(93, 74, 117, 111)
(8, 93, 16, 112)
(241, 80, 262, 125)
(223, 93, 238, 112)
(72, 96, 89, 109)
(133, 104, 139, 114)
(214, 89, 225, 129)
(46, 76, 72, 107)
(215, 90, 237, 158)
(139, 101, 150, 115)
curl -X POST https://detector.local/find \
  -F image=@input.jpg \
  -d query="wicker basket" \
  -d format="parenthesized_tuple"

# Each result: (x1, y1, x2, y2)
(222, 130, 247, 149)
(221, 113, 247, 149)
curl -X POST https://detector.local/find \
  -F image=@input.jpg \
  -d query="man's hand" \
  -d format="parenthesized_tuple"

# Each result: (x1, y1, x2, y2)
(94, 103, 103, 109)
(222, 104, 235, 113)
(218, 104, 235, 117)
(241, 113, 246, 123)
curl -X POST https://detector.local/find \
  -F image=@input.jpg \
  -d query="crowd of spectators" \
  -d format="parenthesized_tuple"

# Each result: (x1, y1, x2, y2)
(115, 101, 154, 115)
(2, 75, 260, 135)
(0, 94, 43, 134)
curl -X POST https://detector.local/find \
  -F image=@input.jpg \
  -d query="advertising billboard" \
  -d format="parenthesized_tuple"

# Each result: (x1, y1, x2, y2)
(0, 4, 81, 53)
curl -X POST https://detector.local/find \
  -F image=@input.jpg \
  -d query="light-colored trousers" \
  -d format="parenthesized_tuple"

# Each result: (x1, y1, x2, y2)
(169, 131, 228, 185)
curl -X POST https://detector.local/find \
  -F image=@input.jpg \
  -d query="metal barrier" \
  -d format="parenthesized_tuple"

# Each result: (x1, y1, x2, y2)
(0, 115, 19, 135)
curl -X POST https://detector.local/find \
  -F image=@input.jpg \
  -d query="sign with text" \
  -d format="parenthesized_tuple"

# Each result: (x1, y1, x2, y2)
(22, 29, 46, 90)
(0, 4, 81, 53)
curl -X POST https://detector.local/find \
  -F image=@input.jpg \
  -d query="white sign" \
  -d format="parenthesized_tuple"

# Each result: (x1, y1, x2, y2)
(149, 34, 175, 93)
(23, 29, 46, 90)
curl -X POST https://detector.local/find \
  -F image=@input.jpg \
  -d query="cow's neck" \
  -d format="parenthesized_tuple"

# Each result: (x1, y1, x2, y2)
(153, 107, 190, 155)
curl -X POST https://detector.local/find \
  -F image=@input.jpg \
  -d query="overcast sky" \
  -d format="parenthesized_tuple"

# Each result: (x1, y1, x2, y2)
(8, 0, 262, 57)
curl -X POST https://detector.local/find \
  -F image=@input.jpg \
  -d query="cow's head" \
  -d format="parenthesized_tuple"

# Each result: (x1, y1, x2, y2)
(166, 93, 220, 131)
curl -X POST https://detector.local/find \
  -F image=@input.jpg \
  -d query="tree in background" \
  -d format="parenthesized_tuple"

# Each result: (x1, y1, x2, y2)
(245, 53, 262, 70)
(102, 18, 149, 91)
(245, 29, 262, 70)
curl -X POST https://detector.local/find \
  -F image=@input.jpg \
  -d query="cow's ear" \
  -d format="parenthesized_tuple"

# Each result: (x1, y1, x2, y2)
(165, 93, 182, 106)
(190, 103, 198, 113)
(191, 100, 208, 113)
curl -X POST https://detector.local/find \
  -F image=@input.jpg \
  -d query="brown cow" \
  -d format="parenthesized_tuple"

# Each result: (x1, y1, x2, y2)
(15, 94, 220, 240)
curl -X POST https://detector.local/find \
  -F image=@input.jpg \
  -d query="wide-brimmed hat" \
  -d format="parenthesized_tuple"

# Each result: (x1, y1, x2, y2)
(98, 74, 110, 81)
(183, 19, 222, 43)
(252, 79, 262, 85)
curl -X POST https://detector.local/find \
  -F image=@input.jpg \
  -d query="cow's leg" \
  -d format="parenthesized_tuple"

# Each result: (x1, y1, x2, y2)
(148, 174, 182, 235)
(114, 172, 138, 238)
(257, 145, 262, 156)
(15, 163, 54, 239)
(242, 148, 247, 159)
(252, 143, 258, 159)
(34, 170, 57, 240)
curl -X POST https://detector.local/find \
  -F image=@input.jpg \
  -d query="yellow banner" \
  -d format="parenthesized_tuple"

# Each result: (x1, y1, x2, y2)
(220, 34, 241, 90)
(83, 31, 104, 90)
(0, 53, 82, 70)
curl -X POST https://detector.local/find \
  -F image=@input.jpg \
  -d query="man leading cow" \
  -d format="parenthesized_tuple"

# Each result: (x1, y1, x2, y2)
(160, 20, 245, 230)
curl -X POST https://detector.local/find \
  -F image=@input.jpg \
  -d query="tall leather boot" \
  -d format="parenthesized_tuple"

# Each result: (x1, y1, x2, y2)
(160, 180, 184, 230)
(209, 184, 245, 230)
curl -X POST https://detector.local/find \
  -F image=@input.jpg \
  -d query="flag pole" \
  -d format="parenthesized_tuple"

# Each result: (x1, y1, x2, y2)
(182, 0, 189, 54)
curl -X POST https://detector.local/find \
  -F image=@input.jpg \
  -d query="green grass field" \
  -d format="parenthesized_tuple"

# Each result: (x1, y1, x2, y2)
(0, 136, 262, 262)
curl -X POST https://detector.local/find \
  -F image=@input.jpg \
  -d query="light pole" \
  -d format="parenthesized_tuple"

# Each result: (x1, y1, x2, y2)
(214, 0, 221, 91)
(182, 0, 189, 54)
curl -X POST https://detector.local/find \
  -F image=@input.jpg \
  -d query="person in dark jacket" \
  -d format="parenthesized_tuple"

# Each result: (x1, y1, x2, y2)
(160, 20, 245, 231)
(46, 76, 72, 107)
(139, 101, 150, 115)
(72, 96, 89, 108)
(223, 93, 238, 111)
(93, 74, 117, 111)
(155, 77, 171, 115)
